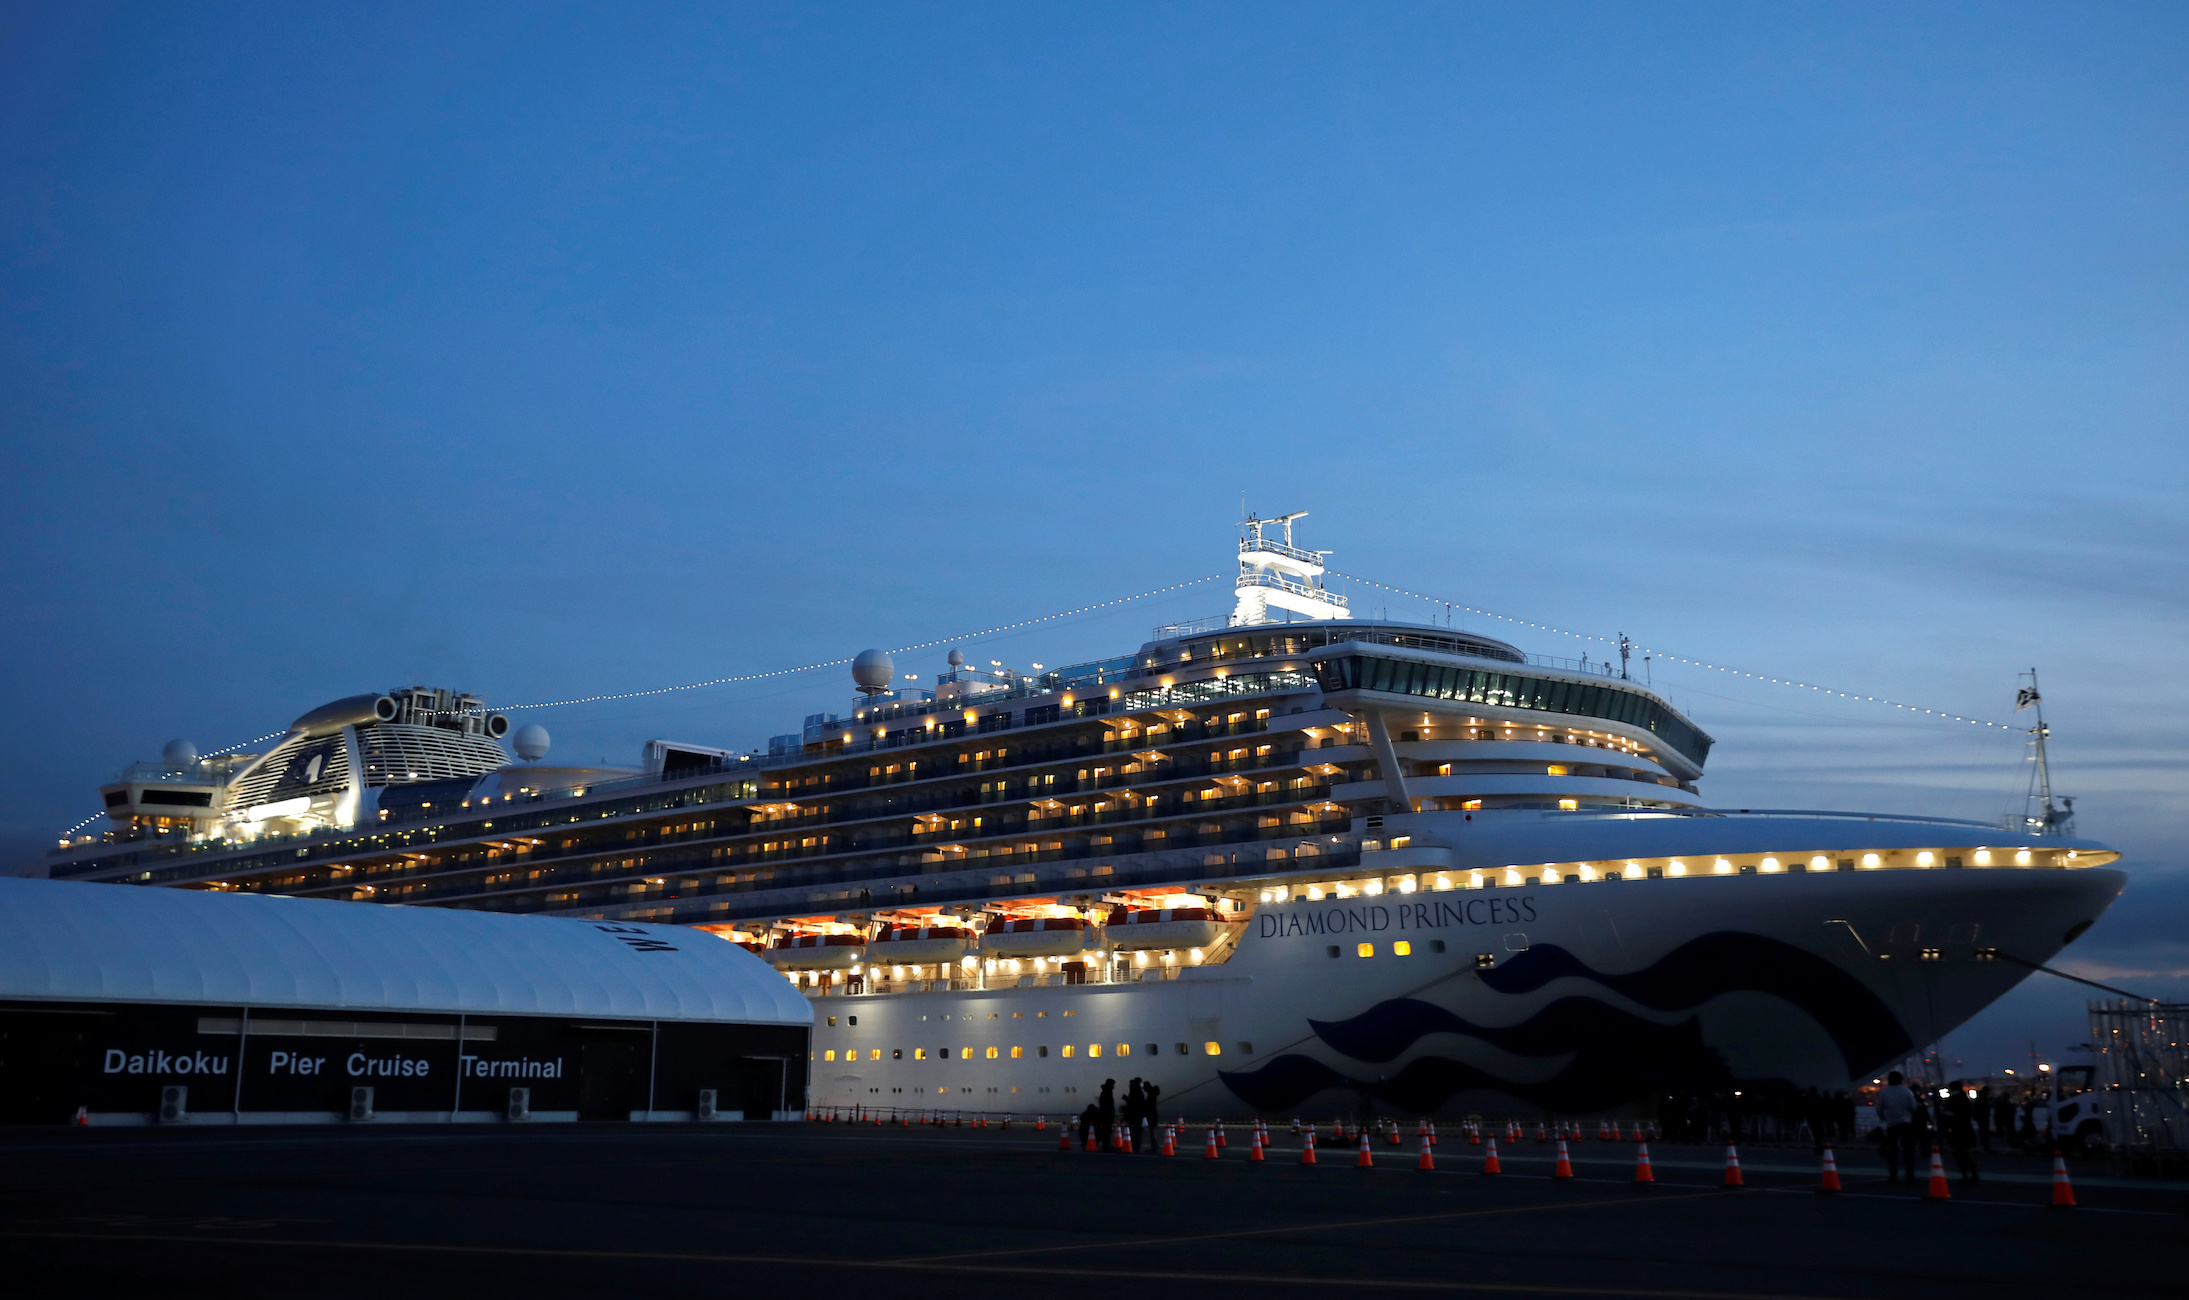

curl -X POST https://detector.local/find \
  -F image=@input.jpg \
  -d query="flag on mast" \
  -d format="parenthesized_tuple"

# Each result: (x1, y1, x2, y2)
(2015, 687, 2041, 711)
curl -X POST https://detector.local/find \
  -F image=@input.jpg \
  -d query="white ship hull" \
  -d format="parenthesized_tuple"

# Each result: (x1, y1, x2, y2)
(809, 812, 2125, 1118)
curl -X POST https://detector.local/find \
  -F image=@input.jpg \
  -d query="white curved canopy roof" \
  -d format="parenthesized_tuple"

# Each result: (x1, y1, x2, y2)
(0, 878, 810, 1027)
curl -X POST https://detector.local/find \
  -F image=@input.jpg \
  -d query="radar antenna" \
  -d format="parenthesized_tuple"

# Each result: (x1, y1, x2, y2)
(2016, 669, 2074, 837)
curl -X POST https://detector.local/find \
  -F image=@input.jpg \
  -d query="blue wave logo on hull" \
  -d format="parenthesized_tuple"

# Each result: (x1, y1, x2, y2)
(1218, 930, 1912, 1113)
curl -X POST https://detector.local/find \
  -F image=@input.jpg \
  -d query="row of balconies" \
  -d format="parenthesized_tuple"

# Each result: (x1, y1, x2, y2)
(327, 812, 1357, 917)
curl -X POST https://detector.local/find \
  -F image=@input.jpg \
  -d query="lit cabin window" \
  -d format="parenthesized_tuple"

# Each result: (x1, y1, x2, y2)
(1088, 1044, 1102, 1058)
(1557, 799, 1578, 811)
(1116, 1044, 1130, 1056)
(985, 1046, 999, 1059)
(1010, 1046, 1023, 1059)
(1203, 1042, 1223, 1056)
(1061, 1045, 1074, 1058)
(1393, 940, 1412, 956)
(1356, 942, 1374, 957)
(1547, 765, 1569, 776)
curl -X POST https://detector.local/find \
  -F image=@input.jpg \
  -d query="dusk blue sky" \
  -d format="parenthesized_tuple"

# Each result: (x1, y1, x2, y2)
(4, 2, 2183, 1073)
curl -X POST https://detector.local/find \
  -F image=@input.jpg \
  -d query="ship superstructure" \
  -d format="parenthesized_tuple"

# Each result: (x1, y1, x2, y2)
(33, 517, 2127, 1117)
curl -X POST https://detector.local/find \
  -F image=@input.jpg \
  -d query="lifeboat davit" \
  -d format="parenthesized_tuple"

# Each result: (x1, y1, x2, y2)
(763, 933, 864, 970)
(867, 926, 974, 964)
(980, 916, 1090, 957)
(1108, 907, 1229, 951)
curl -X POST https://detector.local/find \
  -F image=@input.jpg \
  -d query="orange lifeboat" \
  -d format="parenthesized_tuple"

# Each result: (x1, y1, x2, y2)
(1109, 906, 1230, 951)
(979, 915, 1090, 957)
(763, 933, 864, 970)
(867, 926, 974, 964)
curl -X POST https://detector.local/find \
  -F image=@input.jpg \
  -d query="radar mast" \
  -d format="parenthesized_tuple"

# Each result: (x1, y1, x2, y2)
(2017, 669, 2074, 837)
(1231, 510, 1351, 626)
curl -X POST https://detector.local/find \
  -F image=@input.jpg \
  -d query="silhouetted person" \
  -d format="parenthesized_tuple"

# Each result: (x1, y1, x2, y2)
(1944, 1085, 1980, 1183)
(1097, 1078, 1117, 1148)
(1144, 1080, 1162, 1131)
(1876, 1071, 1918, 1184)
(1124, 1078, 1146, 1150)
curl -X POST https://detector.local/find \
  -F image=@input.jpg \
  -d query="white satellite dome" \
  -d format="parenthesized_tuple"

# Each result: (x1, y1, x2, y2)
(511, 724, 552, 762)
(946, 647, 966, 667)
(852, 649, 894, 696)
(161, 739, 198, 774)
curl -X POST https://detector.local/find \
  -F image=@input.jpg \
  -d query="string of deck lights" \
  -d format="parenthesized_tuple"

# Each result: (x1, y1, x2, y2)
(54, 578, 1229, 843)
(487, 574, 1226, 713)
(58, 569, 2022, 843)
(1328, 571, 2013, 731)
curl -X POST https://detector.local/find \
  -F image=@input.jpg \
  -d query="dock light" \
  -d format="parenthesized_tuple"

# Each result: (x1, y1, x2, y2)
(1975, 850, 1993, 865)
(961, 955, 977, 970)
(1624, 862, 1642, 879)
(1272, 885, 1289, 901)
(1305, 886, 1324, 900)
(1760, 857, 1780, 873)
(1503, 869, 1523, 886)
(1189, 948, 1205, 964)
(1810, 855, 1828, 870)
(1397, 876, 1417, 894)
(1862, 853, 1881, 868)
(1916, 851, 1935, 867)
(1435, 875, 1454, 891)
(1668, 860, 1686, 876)
(1713, 859, 1733, 875)
(1364, 880, 1383, 896)
(2015, 850, 2031, 865)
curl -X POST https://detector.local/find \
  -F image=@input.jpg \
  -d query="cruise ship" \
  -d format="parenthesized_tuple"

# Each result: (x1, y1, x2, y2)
(32, 517, 2125, 1120)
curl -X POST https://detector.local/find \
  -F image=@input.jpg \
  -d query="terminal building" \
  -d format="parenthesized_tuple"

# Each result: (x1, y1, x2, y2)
(0, 877, 810, 1126)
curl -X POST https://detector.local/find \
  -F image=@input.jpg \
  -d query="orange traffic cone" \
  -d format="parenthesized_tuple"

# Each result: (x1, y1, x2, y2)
(1036, 1114, 1046, 1131)
(1302, 1130, 1317, 1164)
(1633, 1142, 1654, 1184)
(1356, 1131, 1375, 1168)
(1722, 1144, 1744, 1188)
(1215, 1117, 1227, 1148)
(1058, 1125, 1071, 1151)
(1387, 1122, 1402, 1147)
(1818, 1146, 1841, 1194)
(1162, 1124, 1177, 1157)
(1470, 1122, 1482, 1146)
(1205, 1127, 1221, 1160)
(1429, 1120, 1439, 1146)
(1482, 1138, 1501, 1175)
(1417, 1130, 1436, 1171)
(1536, 1122, 1547, 1143)
(1924, 1146, 1951, 1201)
(1553, 1139, 1574, 1179)
(1598, 1121, 1611, 1141)
(2049, 1150, 2076, 1208)
(71, 1106, 88, 1127)
(1085, 1128, 1098, 1152)
(1249, 1130, 1266, 1163)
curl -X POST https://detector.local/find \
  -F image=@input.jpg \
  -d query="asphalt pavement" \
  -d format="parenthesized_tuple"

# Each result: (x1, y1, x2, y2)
(0, 1121, 2178, 1299)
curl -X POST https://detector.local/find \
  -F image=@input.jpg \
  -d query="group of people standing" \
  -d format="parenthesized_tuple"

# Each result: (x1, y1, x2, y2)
(1874, 1071, 2019, 1185)
(1076, 1077, 1163, 1150)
